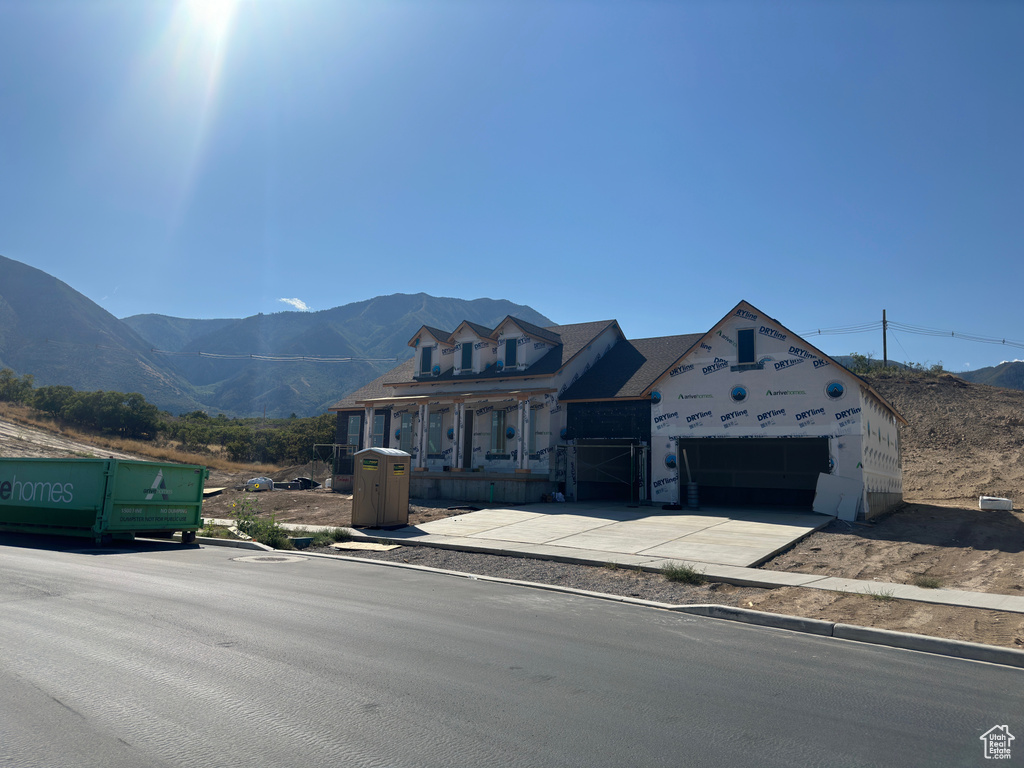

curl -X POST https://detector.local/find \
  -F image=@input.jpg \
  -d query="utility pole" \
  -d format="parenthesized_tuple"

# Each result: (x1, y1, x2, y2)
(882, 309, 888, 368)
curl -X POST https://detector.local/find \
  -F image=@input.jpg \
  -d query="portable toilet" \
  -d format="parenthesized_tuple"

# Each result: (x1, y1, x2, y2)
(351, 448, 411, 528)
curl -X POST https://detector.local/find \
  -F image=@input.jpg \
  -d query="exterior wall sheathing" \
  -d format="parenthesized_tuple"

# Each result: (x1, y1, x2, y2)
(366, 325, 621, 499)
(649, 305, 902, 519)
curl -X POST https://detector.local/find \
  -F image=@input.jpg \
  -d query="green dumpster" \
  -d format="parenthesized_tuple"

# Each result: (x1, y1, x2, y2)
(0, 458, 208, 545)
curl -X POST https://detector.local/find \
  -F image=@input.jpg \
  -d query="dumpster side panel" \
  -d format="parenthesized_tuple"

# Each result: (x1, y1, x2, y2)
(0, 458, 109, 533)
(105, 461, 207, 532)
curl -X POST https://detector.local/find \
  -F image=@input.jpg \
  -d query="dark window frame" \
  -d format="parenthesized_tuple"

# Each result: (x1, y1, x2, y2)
(737, 328, 755, 364)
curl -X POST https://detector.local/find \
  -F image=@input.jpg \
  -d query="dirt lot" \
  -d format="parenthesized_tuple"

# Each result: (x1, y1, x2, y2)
(3, 371, 1024, 648)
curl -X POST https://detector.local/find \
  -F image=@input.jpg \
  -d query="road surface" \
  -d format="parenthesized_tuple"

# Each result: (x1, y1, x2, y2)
(1, 536, 1019, 767)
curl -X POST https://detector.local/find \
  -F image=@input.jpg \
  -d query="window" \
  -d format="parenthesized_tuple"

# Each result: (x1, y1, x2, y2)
(737, 328, 755, 364)
(461, 342, 472, 372)
(346, 414, 361, 448)
(505, 338, 517, 368)
(371, 412, 386, 447)
(420, 345, 433, 375)
(399, 413, 413, 453)
(428, 411, 443, 455)
(490, 410, 506, 452)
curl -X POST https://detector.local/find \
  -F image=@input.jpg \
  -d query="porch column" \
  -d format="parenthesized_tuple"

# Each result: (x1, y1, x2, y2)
(517, 396, 531, 472)
(363, 406, 373, 448)
(417, 402, 428, 469)
(452, 401, 464, 471)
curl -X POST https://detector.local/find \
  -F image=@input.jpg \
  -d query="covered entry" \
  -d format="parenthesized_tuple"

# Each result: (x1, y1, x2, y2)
(574, 440, 648, 503)
(675, 437, 830, 508)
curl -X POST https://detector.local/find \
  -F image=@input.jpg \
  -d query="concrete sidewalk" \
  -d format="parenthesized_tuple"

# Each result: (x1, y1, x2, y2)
(206, 502, 1024, 616)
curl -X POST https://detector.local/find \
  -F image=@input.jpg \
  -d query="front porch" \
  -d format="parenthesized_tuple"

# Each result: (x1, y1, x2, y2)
(410, 470, 558, 504)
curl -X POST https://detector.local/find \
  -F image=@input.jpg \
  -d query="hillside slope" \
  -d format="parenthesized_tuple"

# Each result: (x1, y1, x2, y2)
(125, 294, 554, 417)
(865, 371, 1024, 503)
(0, 254, 553, 417)
(956, 361, 1024, 391)
(0, 255, 205, 414)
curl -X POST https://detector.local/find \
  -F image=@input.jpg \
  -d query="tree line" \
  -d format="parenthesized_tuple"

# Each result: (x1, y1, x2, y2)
(0, 369, 335, 466)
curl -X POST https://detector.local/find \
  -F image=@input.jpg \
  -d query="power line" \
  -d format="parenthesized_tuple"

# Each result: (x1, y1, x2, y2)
(40, 338, 396, 363)
(150, 349, 397, 363)
(800, 318, 1024, 354)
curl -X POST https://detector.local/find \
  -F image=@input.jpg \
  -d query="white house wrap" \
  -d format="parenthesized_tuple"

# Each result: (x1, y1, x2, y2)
(329, 301, 905, 519)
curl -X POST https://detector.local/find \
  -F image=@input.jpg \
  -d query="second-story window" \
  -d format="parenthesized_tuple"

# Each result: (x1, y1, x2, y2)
(461, 342, 472, 372)
(505, 338, 517, 368)
(737, 329, 755, 365)
(421, 345, 433, 375)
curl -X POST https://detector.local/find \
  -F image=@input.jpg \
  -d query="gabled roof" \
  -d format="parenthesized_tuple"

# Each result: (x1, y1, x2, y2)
(329, 358, 417, 410)
(449, 320, 494, 341)
(559, 334, 704, 401)
(328, 319, 620, 408)
(493, 315, 562, 346)
(407, 325, 451, 347)
(647, 299, 908, 425)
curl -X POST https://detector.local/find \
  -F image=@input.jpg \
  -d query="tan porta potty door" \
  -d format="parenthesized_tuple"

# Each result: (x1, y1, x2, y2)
(351, 448, 411, 528)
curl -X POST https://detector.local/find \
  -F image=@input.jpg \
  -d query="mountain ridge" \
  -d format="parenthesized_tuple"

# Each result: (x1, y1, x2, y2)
(0, 255, 553, 417)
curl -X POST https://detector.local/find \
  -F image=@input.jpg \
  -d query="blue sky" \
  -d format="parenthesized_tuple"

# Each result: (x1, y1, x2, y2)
(2, 0, 1022, 371)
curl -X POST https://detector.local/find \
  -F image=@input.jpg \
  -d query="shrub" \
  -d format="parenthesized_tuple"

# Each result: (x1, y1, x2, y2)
(232, 497, 294, 549)
(662, 562, 706, 585)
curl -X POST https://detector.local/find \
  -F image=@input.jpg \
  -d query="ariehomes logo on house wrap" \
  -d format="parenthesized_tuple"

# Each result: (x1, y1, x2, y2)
(0, 475, 75, 504)
(766, 389, 807, 397)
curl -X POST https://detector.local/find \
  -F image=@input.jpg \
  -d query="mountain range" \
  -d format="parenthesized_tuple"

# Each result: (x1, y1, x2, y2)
(0, 255, 553, 417)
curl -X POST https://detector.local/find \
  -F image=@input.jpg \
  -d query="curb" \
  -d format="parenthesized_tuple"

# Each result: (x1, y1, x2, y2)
(831, 623, 1024, 669)
(671, 604, 836, 636)
(192, 535, 272, 551)
(196, 537, 1024, 670)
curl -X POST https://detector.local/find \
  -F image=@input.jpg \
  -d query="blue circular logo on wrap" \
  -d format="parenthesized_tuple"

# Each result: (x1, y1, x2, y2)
(447, 427, 454, 440)
(506, 426, 516, 439)
(651, 391, 662, 404)
(665, 453, 677, 469)
(826, 381, 845, 400)
(730, 386, 747, 403)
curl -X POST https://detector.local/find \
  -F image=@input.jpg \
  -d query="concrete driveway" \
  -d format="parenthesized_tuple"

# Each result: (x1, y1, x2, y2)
(388, 502, 831, 568)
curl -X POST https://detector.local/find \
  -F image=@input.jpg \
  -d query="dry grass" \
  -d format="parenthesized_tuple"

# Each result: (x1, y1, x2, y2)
(0, 402, 277, 474)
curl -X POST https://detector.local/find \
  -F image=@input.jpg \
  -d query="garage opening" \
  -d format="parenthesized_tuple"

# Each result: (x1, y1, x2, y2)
(574, 441, 648, 503)
(675, 437, 830, 508)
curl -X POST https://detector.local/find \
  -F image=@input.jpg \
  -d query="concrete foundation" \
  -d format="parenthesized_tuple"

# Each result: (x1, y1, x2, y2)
(410, 472, 558, 504)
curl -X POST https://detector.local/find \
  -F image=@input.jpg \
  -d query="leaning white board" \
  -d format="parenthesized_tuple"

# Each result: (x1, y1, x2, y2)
(813, 473, 862, 521)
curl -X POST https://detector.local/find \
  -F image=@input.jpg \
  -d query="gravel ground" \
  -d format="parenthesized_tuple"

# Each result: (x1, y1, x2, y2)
(310, 544, 769, 606)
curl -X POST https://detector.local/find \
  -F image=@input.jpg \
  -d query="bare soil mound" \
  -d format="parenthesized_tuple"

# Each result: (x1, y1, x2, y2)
(867, 371, 1024, 503)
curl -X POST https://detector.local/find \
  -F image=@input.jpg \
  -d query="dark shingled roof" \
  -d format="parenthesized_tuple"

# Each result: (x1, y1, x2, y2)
(498, 316, 562, 345)
(559, 333, 703, 400)
(328, 319, 620, 409)
(455, 320, 494, 339)
(421, 326, 451, 343)
(329, 358, 416, 410)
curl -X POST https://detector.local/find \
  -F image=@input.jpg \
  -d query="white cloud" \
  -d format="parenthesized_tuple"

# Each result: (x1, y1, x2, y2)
(278, 298, 310, 312)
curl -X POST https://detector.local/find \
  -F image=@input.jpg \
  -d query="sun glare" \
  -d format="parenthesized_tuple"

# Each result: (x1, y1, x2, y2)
(184, 0, 239, 42)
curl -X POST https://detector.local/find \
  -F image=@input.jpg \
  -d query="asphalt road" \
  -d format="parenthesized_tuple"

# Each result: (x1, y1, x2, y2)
(0, 536, 1020, 768)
